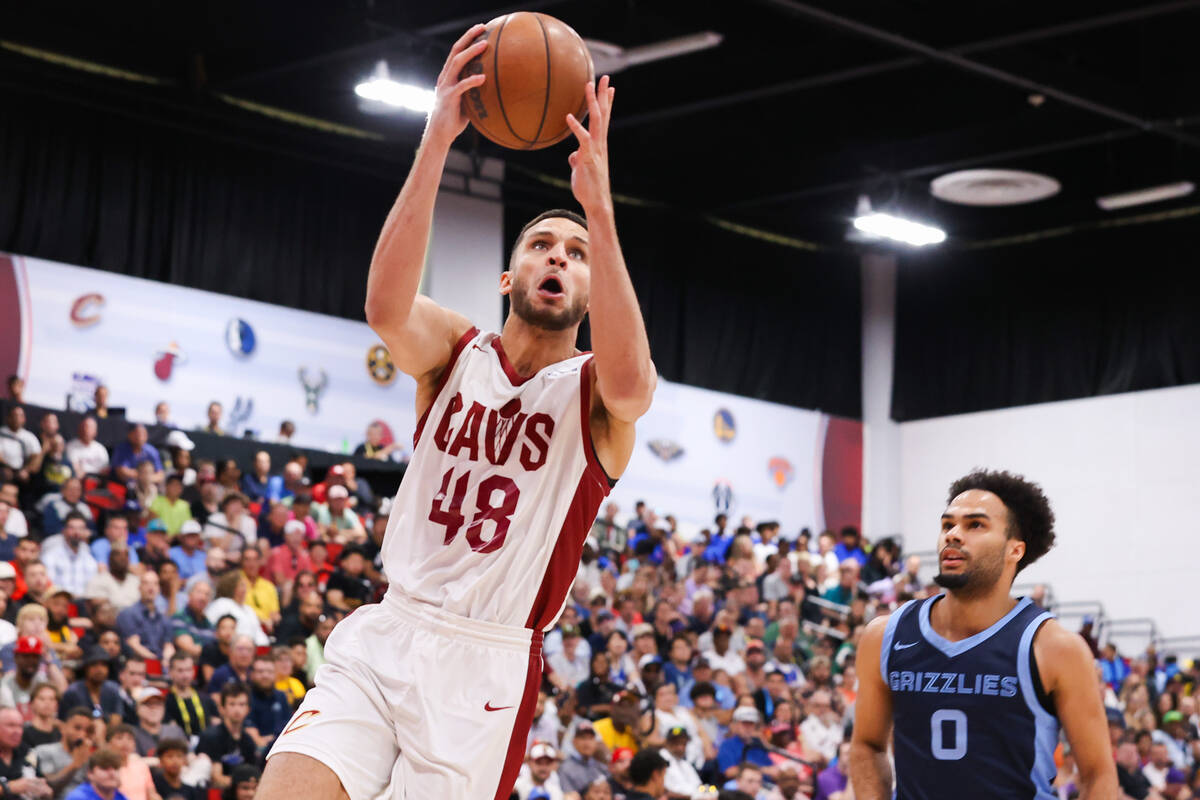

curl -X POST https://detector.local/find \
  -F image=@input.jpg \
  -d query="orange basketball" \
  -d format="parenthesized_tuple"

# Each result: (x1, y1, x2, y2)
(459, 12, 594, 150)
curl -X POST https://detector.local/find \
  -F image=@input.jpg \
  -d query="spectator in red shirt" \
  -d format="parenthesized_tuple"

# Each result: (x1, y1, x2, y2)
(266, 522, 312, 588)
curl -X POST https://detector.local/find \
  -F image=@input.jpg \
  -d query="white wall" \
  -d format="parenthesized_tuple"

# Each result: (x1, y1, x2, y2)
(899, 383, 1200, 639)
(860, 253, 901, 540)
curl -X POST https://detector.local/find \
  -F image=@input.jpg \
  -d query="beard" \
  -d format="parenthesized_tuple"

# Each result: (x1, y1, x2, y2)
(510, 280, 587, 331)
(932, 546, 1006, 596)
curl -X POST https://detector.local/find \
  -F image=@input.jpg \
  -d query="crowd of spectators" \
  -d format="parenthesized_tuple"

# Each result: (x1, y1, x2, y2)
(1, 378, 1197, 800)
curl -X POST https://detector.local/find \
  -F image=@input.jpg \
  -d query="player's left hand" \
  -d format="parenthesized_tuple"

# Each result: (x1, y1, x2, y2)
(565, 75, 614, 216)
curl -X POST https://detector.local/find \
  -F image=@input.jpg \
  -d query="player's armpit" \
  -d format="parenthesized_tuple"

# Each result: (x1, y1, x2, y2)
(587, 370, 638, 480)
(849, 615, 894, 800)
(1034, 620, 1119, 800)
(368, 294, 473, 387)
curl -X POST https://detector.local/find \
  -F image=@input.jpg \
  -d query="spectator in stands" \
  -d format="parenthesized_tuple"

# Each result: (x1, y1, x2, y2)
(718, 707, 772, 780)
(311, 486, 365, 545)
(196, 682, 256, 790)
(114, 571, 171, 663)
(0, 503, 17, 562)
(106, 723, 154, 800)
(303, 614, 335, 685)
(204, 495, 256, 559)
(274, 421, 295, 446)
(814, 741, 850, 800)
(167, 521, 205, 581)
(60, 647, 122, 724)
(110, 426, 163, 486)
(265, 522, 312, 587)
(136, 524, 170, 575)
(0, 484, 27, 540)
(148, 475, 191, 537)
(206, 573, 267, 647)
(274, 588, 321, 646)
(624, 748, 669, 800)
(0, 705, 51, 798)
(239, 452, 280, 506)
(246, 654, 289, 752)
(240, 548, 279, 631)
(206, 634, 255, 700)
(150, 737, 198, 800)
(131, 461, 159, 520)
(4, 377, 23, 405)
(39, 478, 94, 538)
(65, 746, 125, 800)
(91, 517, 139, 571)
(130, 687, 184, 757)
(832, 527, 867, 566)
(162, 654, 216, 742)
(2, 625, 66, 712)
(92, 386, 112, 420)
(353, 422, 395, 461)
(323, 547, 371, 612)
(170, 580, 214, 661)
(822, 561, 859, 607)
(0, 406, 42, 487)
(225, 765, 260, 800)
(66, 418, 109, 479)
(43, 514, 99, 597)
(270, 646, 304, 708)
(35, 706, 95, 798)
(84, 548, 139, 612)
(201, 402, 224, 436)
(23, 683, 60, 749)
(339, 462, 374, 512)
(152, 402, 173, 429)
(37, 434, 74, 496)
(558, 719, 608, 794)
(515, 741, 565, 799)
(215, 460, 241, 502)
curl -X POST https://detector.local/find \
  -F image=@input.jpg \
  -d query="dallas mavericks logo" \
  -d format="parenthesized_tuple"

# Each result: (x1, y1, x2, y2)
(713, 409, 736, 443)
(225, 318, 257, 358)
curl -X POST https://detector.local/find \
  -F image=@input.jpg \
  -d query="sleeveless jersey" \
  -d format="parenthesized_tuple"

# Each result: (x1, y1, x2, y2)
(382, 328, 613, 630)
(881, 595, 1059, 800)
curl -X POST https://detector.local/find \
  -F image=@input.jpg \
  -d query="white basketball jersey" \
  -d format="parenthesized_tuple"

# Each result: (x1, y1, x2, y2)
(382, 328, 613, 630)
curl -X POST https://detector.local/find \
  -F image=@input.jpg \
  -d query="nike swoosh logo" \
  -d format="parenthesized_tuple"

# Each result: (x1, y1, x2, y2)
(484, 702, 514, 712)
(894, 641, 919, 650)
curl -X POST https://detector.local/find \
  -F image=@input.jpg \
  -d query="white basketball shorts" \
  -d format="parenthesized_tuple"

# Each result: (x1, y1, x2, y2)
(267, 590, 544, 800)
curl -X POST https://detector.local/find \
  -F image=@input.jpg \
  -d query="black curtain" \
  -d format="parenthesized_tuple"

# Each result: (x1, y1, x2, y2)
(504, 204, 863, 418)
(892, 214, 1200, 421)
(0, 87, 398, 321)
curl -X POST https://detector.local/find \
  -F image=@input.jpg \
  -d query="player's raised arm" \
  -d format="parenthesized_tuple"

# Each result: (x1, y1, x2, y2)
(849, 615, 895, 800)
(364, 26, 486, 380)
(1034, 620, 1119, 800)
(564, 76, 656, 425)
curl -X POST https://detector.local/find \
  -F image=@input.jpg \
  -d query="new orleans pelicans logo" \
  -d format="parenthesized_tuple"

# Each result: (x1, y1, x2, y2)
(713, 409, 736, 443)
(366, 343, 396, 386)
(298, 367, 328, 414)
(768, 457, 795, 489)
(69, 293, 105, 328)
(647, 439, 684, 463)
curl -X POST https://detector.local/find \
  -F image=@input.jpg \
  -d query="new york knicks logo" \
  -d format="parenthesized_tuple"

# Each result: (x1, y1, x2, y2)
(768, 457, 794, 489)
(69, 293, 105, 328)
(225, 318, 256, 358)
(366, 343, 396, 386)
(647, 439, 684, 463)
(713, 409, 736, 443)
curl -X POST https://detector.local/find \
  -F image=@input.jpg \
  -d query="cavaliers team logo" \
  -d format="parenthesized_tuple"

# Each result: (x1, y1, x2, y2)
(70, 293, 105, 328)
(768, 457, 795, 489)
(225, 318, 257, 358)
(366, 343, 396, 386)
(153, 342, 188, 382)
(647, 439, 684, 463)
(713, 409, 736, 443)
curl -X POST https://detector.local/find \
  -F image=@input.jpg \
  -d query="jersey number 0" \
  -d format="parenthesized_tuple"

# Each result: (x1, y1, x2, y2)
(428, 467, 520, 553)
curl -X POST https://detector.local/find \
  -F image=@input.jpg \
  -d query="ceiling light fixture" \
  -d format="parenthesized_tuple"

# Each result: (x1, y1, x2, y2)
(1096, 181, 1194, 211)
(354, 60, 435, 114)
(852, 212, 946, 247)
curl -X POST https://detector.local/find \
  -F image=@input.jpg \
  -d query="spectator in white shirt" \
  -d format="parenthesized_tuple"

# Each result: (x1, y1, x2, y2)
(65, 417, 110, 477)
(0, 406, 41, 484)
(203, 493, 257, 557)
(661, 725, 703, 797)
(0, 483, 27, 539)
(548, 625, 591, 693)
(41, 512, 99, 597)
(798, 689, 842, 764)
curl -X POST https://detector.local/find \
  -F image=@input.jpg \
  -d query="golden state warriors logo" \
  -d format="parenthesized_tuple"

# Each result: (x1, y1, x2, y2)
(713, 409, 736, 443)
(768, 457, 795, 489)
(366, 343, 396, 386)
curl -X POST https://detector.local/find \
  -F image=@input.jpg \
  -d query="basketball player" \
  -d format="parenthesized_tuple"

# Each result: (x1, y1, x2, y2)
(258, 25, 654, 800)
(850, 470, 1118, 799)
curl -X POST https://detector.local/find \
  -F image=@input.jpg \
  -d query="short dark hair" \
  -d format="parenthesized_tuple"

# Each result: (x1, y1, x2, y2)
(690, 682, 717, 704)
(220, 681, 250, 705)
(510, 209, 588, 266)
(65, 706, 94, 723)
(156, 737, 189, 757)
(106, 723, 136, 742)
(737, 761, 763, 778)
(63, 511, 89, 527)
(165, 473, 183, 486)
(89, 748, 123, 771)
(947, 469, 1056, 574)
(628, 747, 669, 785)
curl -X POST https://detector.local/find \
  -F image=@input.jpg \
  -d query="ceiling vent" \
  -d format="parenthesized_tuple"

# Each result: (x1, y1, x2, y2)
(930, 169, 1060, 206)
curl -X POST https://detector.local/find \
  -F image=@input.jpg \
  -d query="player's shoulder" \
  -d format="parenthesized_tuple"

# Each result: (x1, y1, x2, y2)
(1031, 617, 1094, 686)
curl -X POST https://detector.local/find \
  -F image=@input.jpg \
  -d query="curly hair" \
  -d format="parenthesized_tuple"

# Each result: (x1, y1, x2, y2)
(947, 469, 1056, 574)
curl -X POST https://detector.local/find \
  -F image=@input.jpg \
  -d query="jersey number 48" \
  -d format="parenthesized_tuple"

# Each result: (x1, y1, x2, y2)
(428, 467, 520, 553)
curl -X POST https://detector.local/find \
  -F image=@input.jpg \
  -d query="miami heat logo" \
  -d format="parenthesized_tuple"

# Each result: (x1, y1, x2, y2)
(768, 457, 794, 489)
(70, 293, 105, 328)
(153, 342, 188, 382)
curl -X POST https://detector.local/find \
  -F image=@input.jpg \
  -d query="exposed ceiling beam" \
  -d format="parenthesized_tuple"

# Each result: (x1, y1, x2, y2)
(615, 0, 1200, 130)
(754, 0, 1200, 150)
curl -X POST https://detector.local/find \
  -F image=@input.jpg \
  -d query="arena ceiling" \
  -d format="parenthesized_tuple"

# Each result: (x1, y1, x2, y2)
(5, 0, 1200, 247)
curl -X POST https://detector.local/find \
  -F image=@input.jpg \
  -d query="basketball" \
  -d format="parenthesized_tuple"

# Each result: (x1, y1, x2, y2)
(459, 12, 594, 150)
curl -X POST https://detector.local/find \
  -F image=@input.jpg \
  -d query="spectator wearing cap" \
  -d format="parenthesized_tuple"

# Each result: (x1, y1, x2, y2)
(718, 706, 773, 780)
(595, 690, 645, 756)
(548, 625, 591, 693)
(2, 628, 66, 714)
(265, 521, 312, 587)
(169, 580, 214, 661)
(660, 723, 702, 798)
(45, 588, 84, 664)
(1153, 710, 1194, 770)
(558, 719, 609, 794)
(515, 741, 565, 800)
(60, 647, 123, 724)
(147, 475, 192, 537)
(311, 485, 365, 545)
(167, 520, 206, 581)
(203, 494, 256, 558)
(634, 653, 665, 700)
(324, 546, 371, 612)
(130, 686, 184, 757)
(624, 748, 669, 800)
(239, 548, 279, 630)
(110, 425, 163, 486)
(115, 570, 172, 662)
(43, 513, 99, 597)
(66, 418, 109, 479)
(84, 548, 140, 612)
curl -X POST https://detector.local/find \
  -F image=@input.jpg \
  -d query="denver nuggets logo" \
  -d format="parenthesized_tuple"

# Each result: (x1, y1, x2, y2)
(70, 293, 105, 328)
(647, 439, 684, 463)
(768, 457, 794, 489)
(713, 409, 736, 443)
(367, 343, 396, 386)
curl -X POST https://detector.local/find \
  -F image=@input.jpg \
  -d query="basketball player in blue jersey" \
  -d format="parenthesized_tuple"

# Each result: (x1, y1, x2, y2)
(850, 470, 1118, 799)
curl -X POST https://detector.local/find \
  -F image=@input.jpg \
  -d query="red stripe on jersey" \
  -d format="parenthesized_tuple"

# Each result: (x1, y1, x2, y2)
(413, 326, 479, 448)
(490, 336, 535, 387)
(491, 629, 544, 800)
(523, 358, 612, 631)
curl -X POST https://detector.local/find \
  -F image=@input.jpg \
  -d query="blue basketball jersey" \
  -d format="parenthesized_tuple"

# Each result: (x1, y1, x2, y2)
(881, 595, 1059, 800)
